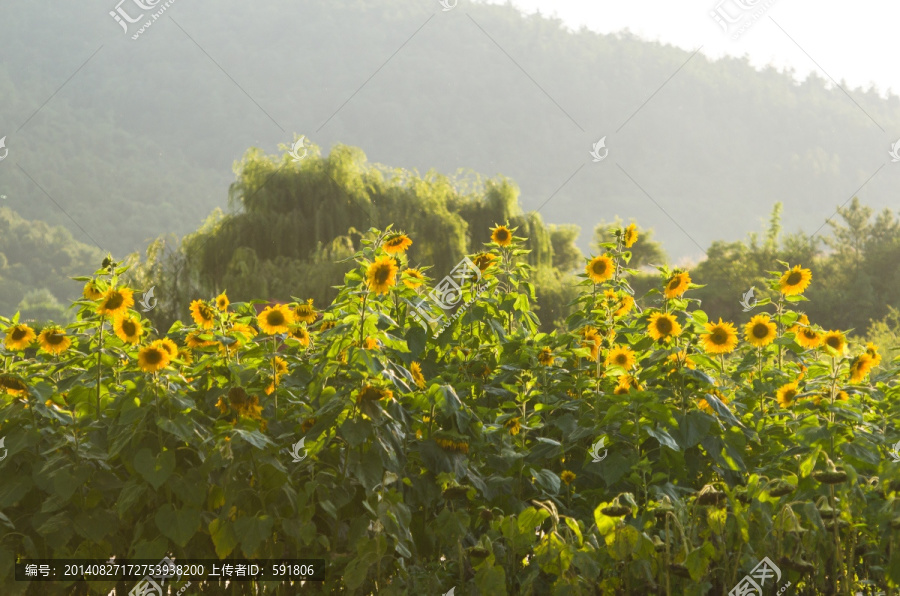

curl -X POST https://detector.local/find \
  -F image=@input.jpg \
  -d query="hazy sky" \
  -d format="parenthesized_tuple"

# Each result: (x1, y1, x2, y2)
(479, 0, 900, 98)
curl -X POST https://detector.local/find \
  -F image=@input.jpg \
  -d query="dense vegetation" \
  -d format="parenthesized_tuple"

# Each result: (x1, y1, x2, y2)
(1, 223, 899, 594)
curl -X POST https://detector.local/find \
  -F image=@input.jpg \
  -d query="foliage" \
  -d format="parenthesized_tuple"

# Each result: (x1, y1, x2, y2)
(2, 224, 899, 595)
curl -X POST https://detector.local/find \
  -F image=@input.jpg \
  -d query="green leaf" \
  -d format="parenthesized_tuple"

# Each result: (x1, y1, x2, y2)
(115, 478, 147, 517)
(133, 448, 176, 490)
(646, 427, 680, 451)
(799, 447, 821, 478)
(685, 541, 715, 580)
(154, 504, 200, 548)
(209, 518, 238, 558)
(530, 468, 561, 495)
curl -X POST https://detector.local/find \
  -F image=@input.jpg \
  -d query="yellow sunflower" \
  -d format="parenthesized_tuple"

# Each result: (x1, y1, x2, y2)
(189, 300, 216, 329)
(137, 344, 170, 372)
(821, 330, 846, 355)
(215, 292, 230, 311)
(290, 325, 311, 346)
(364, 336, 379, 350)
(82, 280, 104, 300)
(581, 326, 602, 361)
(700, 319, 739, 354)
(537, 347, 555, 366)
(366, 256, 399, 295)
(176, 348, 193, 364)
(666, 351, 696, 373)
(293, 299, 316, 324)
(865, 342, 881, 367)
(37, 326, 71, 355)
(623, 223, 638, 248)
(647, 312, 682, 341)
(505, 417, 521, 436)
(779, 265, 812, 296)
(356, 385, 393, 403)
(606, 345, 636, 369)
(615, 374, 642, 394)
(561, 470, 576, 485)
(585, 255, 614, 284)
(490, 225, 513, 247)
(231, 323, 257, 342)
(272, 356, 289, 377)
(795, 326, 822, 349)
(614, 294, 634, 318)
(787, 314, 810, 335)
(152, 338, 178, 358)
(97, 288, 134, 317)
(776, 382, 800, 408)
(473, 253, 498, 273)
(410, 361, 426, 388)
(0, 375, 29, 396)
(403, 269, 426, 289)
(114, 315, 144, 345)
(383, 233, 413, 254)
(664, 271, 691, 299)
(744, 315, 777, 348)
(257, 304, 295, 335)
(848, 353, 875, 382)
(4, 324, 36, 350)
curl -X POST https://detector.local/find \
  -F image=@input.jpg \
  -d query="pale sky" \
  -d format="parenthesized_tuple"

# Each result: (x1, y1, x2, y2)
(479, 0, 900, 97)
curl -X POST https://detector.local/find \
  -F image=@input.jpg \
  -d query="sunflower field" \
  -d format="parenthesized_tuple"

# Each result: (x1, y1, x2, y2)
(1, 224, 899, 595)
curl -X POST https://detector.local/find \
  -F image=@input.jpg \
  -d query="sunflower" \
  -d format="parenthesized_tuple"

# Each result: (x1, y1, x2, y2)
(82, 280, 104, 300)
(821, 330, 846, 355)
(97, 288, 134, 317)
(614, 294, 634, 318)
(700, 319, 739, 354)
(185, 330, 215, 348)
(152, 338, 178, 358)
(176, 348, 193, 364)
(293, 299, 316, 324)
(189, 300, 216, 329)
(664, 271, 691, 299)
(364, 336, 379, 350)
(366, 256, 399, 295)
(623, 223, 638, 248)
(505, 417, 521, 436)
(615, 374, 642, 394)
(849, 353, 875, 382)
(585, 255, 614, 284)
(214, 292, 230, 311)
(38, 326, 71, 355)
(227, 387, 262, 419)
(581, 326, 602, 361)
(356, 385, 393, 403)
(776, 382, 800, 408)
(272, 356, 289, 377)
(787, 314, 810, 335)
(795, 326, 822, 349)
(137, 344, 170, 372)
(779, 265, 812, 296)
(473, 253, 498, 273)
(606, 345, 636, 369)
(560, 470, 576, 485)
(4, 324, 36, 350)
(230, 323, 257, 342)
(113, 315, 143, 344)
(383, 233, 413, 254)
(490, 225, 513, 247)
(744, 315, 777, 348)
(537, 347, 555, 366)
(666, 351, 696, 373)
(403, 269, 426, 289)
(647, 312, 682, 341)
(257, 304, 295, 335)
(0, 375, 29, 396)
(410, 361, 426, 388)
(289, 324, 311, 346)
(865, 342, 882, 367)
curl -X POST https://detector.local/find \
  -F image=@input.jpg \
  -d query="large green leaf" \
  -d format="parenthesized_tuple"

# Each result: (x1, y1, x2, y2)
(154, 504, 200, 548)
(133, 448, 176, 490)
(234, 514, 275, 557)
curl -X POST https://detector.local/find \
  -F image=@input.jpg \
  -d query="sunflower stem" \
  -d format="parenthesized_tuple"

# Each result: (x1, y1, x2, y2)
(96, 316, 104, 420)
(272, 335, 278, 423)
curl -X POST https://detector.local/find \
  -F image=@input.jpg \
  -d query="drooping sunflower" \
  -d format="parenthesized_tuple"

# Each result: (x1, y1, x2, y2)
(272, 356, 289, 377)
(700, 319, 739, 354)
(779, 265, 812, 296)
(366, 256, 399, 295)
(505, 417, 521, 436)
(137, 344, 170, 372)
(356, 384, 393, 403)
(581, 326, 602, 361)
(383, 233, 413, 254)
(215, 292, 230, 311)
(848, 353, 875, 382)
(647, 312, 682, 341)
(113, 315, 143, 344)
(189, 300, 216, 329)
(4, 324, 36, 350)
(257, 304, 295, 335)
(410, 361, 426, 388)
(38, 326, 71, 355)
(744, 315, 777, 348)
(776, 382, 800, 408)
(0, 374, 29, 396)
(795, 326, 822, 349)
(614, 374, 642, 394)
(821, 330, 846, 355)
(402, 269, 426, 289)
(585, 255, 614, 284)
(152, 338, 178, 358)
(293, 299, 316, 324)
(561, 470, 576, 485)
(865, 342, 882, 367)
(614, 293, 634, 318)
(82, 279, 104, 300)
(473, 253, 498, 273)
(664, 271, 691, 299)
(537, 347, 555, 366)
(623, 223, 638, 248)
(290, 325, 311, 346)
(606, 345, 636, 369)
(97, 288, 134, 317)
(490, 225, 513, 247)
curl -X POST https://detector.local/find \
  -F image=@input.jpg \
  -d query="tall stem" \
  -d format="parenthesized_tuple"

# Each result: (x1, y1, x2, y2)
(96, 316, 104, 420)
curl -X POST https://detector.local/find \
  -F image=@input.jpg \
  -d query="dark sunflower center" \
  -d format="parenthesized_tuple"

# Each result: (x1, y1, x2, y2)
(614, 354, 627, 365)
(668, 278, 680, 290)
(496, 230, 509, 241)
(802, 329, 817, 339)
(711, 329, 728, 345)
(374, 265, 391, 285)
(105, 293, 124, 310)
(592, 261, 608, 275)
(122, 320, 137, 336)
(296, 306, 312, 317)
(752, 323, 770, 339)
(655, 317, 673, 334)
(826, 337, 841, 349)
(786, 271, 803, 285)
(45, 332, 65, 346)
(11, 328, 26, 340)
(784, 389, 797, 400)
(200, 305, 214, 320)
(144, 349, 163, 365)
(266, 311, 286, 326)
